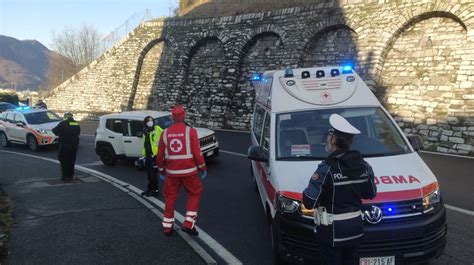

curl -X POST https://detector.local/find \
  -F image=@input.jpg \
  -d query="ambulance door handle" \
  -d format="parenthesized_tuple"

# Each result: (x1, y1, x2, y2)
(124, 140, 132, 143)
(108, 136, 115, 139)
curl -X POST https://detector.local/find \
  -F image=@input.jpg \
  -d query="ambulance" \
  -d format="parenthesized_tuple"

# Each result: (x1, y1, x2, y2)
(247, 66, 446, 264)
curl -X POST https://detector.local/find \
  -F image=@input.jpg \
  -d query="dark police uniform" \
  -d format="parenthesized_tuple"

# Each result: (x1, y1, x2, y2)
(303, 114, 377, 265)
(52, 116, 80, 180)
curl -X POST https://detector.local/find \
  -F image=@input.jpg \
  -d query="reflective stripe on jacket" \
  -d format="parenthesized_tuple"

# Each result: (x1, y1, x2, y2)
(302, 149, 377, 247)
(142, 125, 163, 157)
(156, 122, 206, 177)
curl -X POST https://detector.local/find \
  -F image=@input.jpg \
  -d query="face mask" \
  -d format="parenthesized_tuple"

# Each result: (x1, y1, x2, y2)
(325, 135, 333, 153)
(146, 121, 153, 127)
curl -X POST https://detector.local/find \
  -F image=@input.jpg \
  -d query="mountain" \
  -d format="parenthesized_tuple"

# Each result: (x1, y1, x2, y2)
(0, 35, 74, 91)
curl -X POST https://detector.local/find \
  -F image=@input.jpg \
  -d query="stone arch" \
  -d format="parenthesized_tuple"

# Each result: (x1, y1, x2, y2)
(378, 11, 467, 82)
(127, 38, 174, 110)
(225, 31, 285, 129)
(180, 36, 226, 128)
(298, 24, 357, 68)
(378, 12, 470, 154)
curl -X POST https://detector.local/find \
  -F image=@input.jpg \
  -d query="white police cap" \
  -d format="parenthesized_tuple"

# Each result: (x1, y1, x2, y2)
(329, 114, 361, 135)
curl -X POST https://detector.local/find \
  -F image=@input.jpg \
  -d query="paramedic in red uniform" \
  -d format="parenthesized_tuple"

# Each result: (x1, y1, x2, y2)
(157, 105, 207, 236)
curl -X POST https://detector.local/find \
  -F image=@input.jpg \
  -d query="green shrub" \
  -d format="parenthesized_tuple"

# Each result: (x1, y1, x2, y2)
(0, 92, 19, 105)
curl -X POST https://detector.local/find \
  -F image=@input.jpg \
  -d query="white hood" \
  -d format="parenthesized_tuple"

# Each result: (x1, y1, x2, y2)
(196, 127, 214, 138)
(272, 152, 437, 202)
(31, 121, 60, 130)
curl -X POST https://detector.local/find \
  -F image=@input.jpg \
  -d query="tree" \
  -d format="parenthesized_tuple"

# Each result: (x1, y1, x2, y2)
(0, 92, 19, 105)
(51, 24, 104, 68)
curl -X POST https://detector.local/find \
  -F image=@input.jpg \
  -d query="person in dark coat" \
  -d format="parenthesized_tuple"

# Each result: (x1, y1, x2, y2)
(302, 114, 377, 265)
(52, 111, 80, 181)
(35, 100, 47, 109)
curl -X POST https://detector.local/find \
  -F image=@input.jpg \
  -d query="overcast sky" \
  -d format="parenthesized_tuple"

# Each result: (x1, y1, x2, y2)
(0, 0, 178, 49)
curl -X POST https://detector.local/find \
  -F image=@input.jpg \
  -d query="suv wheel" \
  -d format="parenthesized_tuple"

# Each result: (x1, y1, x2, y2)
(27, 135, 39, 151)
(99, 145, 117, 166)
(0, 132, 10, 147)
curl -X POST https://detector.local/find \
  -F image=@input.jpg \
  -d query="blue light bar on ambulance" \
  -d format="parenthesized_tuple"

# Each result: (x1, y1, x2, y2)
(342, 65, 353, 74)
(284, 68, 294, 78)
(251, 73, 262, 81)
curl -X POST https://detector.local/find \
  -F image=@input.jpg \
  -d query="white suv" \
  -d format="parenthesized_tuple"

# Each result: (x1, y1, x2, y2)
(0, 107, 61, 151)
(95, 111, 219, 166)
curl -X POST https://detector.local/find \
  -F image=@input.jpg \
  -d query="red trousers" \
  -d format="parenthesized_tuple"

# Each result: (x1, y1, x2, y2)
(162, 174, 203, 232)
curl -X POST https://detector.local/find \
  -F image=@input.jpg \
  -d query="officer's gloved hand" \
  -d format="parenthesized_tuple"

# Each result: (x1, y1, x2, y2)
(199, 171, 207, 180)
(160, 174, 166, 181)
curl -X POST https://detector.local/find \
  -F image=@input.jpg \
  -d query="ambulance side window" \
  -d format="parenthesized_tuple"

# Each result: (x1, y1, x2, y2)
(253, 106, 265, 145)
(262, 112, 271, 161)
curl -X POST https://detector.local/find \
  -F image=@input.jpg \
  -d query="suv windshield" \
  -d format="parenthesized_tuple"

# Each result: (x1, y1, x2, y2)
(154, 115, 173, 129)
(276, 107, 411, 160)
(24, 111, 62, 125)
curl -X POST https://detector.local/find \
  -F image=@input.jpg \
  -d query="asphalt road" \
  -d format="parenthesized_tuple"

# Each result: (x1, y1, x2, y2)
(0, 121, 473, 264)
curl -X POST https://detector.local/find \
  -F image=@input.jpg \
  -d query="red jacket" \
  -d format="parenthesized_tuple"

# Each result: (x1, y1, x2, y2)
(157, 123, 207, 177)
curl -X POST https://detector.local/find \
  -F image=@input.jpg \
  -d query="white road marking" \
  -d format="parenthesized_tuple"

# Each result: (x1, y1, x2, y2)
(445, 204, 474, 216)
(220, 149, 247, 158)
(79, 161, 104, 167)
(0, 150, 241, 265)
(421, 150, 474, 159)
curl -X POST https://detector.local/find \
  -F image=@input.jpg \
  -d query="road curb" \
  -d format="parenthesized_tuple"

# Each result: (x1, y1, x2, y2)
(0, 150, 244, 265)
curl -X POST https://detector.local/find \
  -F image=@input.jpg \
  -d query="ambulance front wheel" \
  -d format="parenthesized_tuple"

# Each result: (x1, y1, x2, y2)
(270, 218, 287, 265)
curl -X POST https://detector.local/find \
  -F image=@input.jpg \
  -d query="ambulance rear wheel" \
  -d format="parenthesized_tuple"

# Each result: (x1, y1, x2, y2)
(27, 135, 39, 151)
(0, 132, 10, 147)
(250, 163, 258, 193)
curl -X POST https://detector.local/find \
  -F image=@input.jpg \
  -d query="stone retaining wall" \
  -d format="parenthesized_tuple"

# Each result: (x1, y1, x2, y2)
(45, 0, 474, 156)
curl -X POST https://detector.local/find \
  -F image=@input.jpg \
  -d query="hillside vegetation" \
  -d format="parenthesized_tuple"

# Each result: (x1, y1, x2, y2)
(180, 0, 326, 18)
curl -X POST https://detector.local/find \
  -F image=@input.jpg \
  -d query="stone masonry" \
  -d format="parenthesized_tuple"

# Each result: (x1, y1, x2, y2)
(45, 0, 474, 156)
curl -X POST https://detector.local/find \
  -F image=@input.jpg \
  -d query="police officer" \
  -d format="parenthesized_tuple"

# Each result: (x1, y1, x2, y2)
(157, 105, 207, 236)
(52, 111, 80, 181)
(141, 116, 163, 197)
(302, 114, 377, 265)
(35, 100, 47, 109)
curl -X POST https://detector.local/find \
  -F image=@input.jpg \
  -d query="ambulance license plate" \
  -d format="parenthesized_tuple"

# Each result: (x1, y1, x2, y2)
(360, 256, 395, 265)
(206, 150, 214, 157)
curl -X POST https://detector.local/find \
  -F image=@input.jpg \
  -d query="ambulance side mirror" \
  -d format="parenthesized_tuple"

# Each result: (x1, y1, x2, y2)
(408, 135, 424, 151)
(247, 145, 268, 162)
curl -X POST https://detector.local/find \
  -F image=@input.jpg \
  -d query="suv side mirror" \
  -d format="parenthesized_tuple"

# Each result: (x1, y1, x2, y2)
(408, 135, 424, 151)
(248, 145, 268, 162)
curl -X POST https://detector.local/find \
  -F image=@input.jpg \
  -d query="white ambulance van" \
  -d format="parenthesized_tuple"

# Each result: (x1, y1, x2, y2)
(247, 66, 446, 264)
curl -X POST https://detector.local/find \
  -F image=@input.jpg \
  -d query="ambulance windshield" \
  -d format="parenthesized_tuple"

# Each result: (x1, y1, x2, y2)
(276, 107, 411, 160)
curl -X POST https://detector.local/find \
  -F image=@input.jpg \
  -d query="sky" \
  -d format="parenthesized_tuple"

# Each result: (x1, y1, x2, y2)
(0, 0, 179, 49)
